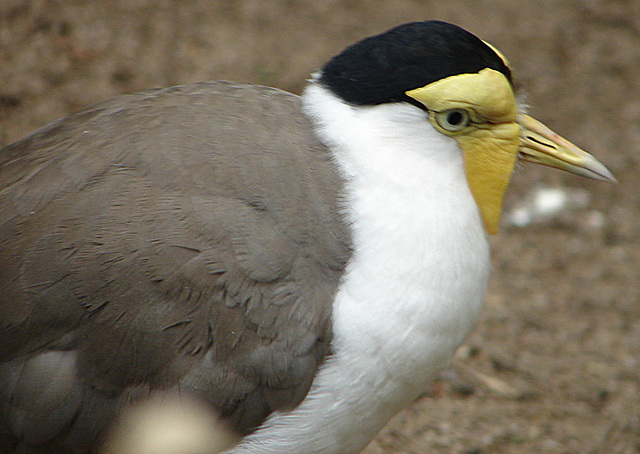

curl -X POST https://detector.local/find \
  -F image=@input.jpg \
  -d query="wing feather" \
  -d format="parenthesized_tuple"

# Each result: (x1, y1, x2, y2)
(0, 82, 351, 451)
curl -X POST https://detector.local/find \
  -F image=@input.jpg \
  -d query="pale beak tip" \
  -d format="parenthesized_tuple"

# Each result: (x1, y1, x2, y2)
(599, 168, 617, 184)
(586, 158, 617, 183)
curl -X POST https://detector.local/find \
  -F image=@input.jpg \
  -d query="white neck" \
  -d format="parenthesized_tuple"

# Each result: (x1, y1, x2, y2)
(231, 83, 490, 454)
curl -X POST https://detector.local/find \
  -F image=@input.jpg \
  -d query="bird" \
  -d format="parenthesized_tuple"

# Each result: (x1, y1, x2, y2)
(0, 20, 614, 454)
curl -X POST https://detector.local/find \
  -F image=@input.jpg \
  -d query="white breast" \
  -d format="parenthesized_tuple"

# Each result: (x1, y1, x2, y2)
(230, 83, 490, 454)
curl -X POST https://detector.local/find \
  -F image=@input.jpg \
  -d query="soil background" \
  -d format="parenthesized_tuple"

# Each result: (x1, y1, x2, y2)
(1, 1, 639, 453)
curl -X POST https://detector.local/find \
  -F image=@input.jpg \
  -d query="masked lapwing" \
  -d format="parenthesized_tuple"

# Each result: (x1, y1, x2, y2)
(0, 21, 614, 454)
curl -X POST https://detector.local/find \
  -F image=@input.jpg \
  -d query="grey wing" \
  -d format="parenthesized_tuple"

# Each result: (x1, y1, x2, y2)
(0, 82, 351, 452)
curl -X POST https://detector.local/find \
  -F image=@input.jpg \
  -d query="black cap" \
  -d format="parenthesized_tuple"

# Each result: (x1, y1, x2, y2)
(319, 21, 512, 107)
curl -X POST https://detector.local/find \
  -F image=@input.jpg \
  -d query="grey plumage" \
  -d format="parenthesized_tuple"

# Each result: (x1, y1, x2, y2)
(0, 82, 351, 452)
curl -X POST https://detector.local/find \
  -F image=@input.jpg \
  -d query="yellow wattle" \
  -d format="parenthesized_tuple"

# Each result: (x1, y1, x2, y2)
(458, 123, 520, 235)
(405, 68, 520, 235)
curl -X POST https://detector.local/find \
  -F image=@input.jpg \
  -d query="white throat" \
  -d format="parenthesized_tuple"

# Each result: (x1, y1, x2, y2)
(231, 82, 491, 454)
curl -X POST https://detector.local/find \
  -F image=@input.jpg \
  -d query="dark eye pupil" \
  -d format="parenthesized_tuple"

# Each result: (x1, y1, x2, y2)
(447, 111, 463, 125)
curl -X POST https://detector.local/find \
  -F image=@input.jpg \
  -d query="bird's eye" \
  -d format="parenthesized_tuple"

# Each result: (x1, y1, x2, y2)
(434, 109, 471, 132)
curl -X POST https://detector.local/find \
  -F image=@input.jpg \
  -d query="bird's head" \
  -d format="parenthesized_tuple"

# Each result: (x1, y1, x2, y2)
(320, 21, 615, 235)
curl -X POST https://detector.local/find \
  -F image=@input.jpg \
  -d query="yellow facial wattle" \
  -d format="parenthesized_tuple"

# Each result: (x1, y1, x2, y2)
(406, 68, 520, 235)
(405, 67, 614, 235)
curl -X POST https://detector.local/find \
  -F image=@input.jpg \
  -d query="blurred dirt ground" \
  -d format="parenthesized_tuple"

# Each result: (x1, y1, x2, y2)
(1, 1, 639, 453)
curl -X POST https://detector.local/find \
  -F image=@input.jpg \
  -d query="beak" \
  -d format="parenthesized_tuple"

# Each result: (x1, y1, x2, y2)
(519, 114, 616, 182)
